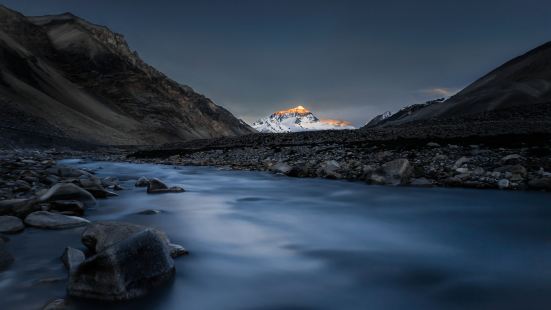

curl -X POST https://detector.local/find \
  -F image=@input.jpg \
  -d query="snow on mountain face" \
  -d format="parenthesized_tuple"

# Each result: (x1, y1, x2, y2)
(252, 106, 355, 133)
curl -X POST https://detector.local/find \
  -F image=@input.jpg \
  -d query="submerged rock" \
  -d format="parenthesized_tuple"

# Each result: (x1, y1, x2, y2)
(39, 183, 96, 208)
(24, 211, 90, 230)
(146, 178, 184, 194)
(0, 216, 25, 233)
(68, 230, 175, 301)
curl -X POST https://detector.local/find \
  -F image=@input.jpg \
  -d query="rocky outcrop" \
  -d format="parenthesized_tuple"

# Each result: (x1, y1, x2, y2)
(68, 229, 175, 301)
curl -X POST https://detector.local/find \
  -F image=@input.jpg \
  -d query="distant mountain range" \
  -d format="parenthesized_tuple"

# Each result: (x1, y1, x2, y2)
(364, 41, 551, 129)
(252, 106, 354, 133)
(0, 5, 254, 146)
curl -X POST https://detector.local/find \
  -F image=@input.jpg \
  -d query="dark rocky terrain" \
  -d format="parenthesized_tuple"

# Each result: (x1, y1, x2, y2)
(0, 6, 254, 147)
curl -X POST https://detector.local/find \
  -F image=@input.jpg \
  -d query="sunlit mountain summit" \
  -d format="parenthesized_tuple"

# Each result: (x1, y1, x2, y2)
(252, 105, 355, 133)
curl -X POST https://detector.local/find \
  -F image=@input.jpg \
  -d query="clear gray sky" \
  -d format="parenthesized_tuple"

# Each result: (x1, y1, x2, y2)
(3, 0, 551, 125)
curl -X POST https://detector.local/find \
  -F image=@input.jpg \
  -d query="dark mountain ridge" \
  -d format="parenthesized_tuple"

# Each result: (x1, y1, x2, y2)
(364, 41, 551, 128)
(0, 5, 254, 146)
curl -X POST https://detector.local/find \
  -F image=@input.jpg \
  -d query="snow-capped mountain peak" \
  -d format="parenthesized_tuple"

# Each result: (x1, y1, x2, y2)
(252, 106, 355, 133)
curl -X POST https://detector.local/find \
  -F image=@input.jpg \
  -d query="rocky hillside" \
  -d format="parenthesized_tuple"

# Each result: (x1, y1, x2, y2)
(0, 6, 254, 146)
(364, 41, 551, 127)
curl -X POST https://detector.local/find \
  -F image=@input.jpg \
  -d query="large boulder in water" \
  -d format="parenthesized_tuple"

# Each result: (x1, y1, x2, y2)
(24, 211, 90, 230)
(81, 222, 187, 258)
(369, 159, 413, 185)
(68, 230, 175, 301)
(39, 183, 96, 208)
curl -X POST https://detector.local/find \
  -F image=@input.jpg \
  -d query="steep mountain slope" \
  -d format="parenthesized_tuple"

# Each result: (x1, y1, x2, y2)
(0, 6, 254, 146)
(367, 41, 551, 127)
(252, 106, 354, 133)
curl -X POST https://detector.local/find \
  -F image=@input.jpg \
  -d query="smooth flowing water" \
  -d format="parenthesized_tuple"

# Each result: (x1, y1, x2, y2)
(1, 160, 551, 310)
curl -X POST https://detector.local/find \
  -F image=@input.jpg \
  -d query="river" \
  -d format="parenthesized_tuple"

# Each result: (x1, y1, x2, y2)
(1, 160, 551, 310)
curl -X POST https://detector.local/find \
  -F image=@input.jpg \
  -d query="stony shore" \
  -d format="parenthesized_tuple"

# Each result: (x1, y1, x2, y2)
(0, 149, 188, 308)
(130, 133, 551, 192)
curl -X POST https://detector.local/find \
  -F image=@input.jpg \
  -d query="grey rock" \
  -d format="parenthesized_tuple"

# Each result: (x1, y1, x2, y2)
(47, 167, 89, 178)
(0, 216, 25, 233)
(146, 178, 184, 194)
(168, 243, 189, 258)
(81, 222, 186, 259)
(61, 247, 85, 273)
(0, 199, 39, 218)
(81, 222, 170, 254)
(135, 177, 150, 187)
(49, 200, 85, 216)
(68, 230, 175, 301)
(497, 179, 510, 189)
(24, 211, 90, 230)
(369, 159, 413, 185)
(501, 154, 523, 164)
(271, 162, 294, 175)
(317, 160, 342, 179)
(78, 178, 118, 198)
(39, 183, 96, 208)
(453, 156, 470, 169)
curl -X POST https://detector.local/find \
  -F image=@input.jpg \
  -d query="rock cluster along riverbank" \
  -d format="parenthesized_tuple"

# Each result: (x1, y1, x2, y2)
(0, 150, 187, 308)
(131, 136, 551, 191)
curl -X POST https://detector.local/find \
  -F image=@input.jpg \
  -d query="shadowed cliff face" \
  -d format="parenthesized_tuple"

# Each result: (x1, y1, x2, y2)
(0, 5, 254, 146)
(364, 41, 551, 128)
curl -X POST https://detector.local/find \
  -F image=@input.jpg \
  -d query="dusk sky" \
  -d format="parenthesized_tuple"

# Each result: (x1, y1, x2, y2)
(3, 0, 551, 126)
